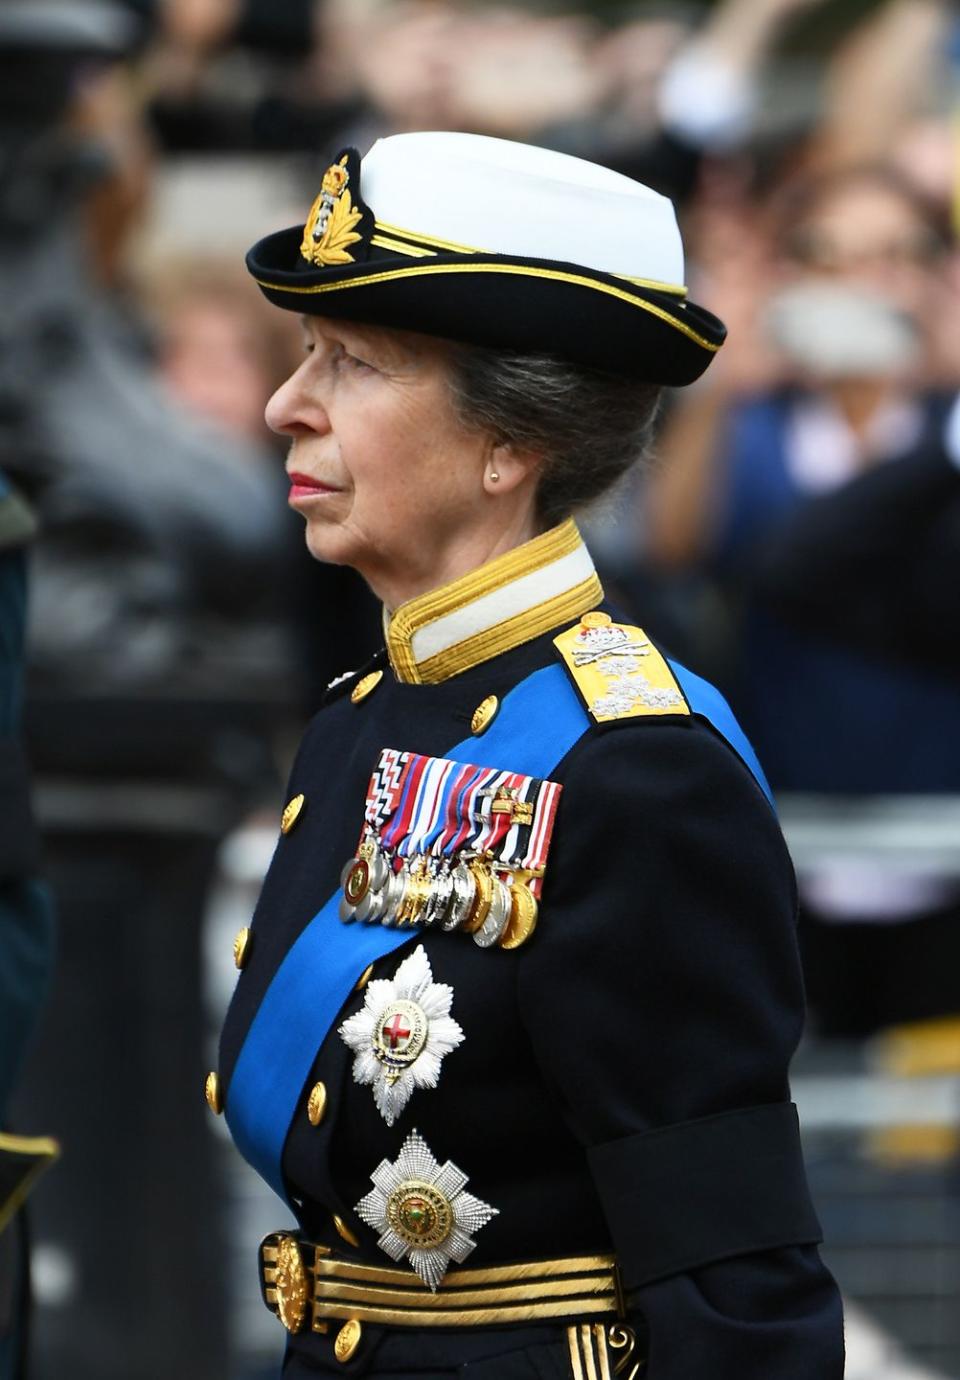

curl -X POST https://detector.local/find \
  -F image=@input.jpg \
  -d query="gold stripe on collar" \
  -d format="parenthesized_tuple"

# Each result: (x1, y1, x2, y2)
(416, 573, 602, 684)
(386, 519, 602, 684)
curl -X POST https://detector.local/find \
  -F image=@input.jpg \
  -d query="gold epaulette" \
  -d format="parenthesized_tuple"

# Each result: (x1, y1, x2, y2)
(553, 612, 690, 723)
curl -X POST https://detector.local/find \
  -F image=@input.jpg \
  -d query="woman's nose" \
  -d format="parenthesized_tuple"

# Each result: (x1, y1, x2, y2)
(264, 366, 330, 438)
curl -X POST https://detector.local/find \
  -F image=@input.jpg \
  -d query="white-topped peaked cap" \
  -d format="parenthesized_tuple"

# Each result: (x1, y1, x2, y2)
(361, 132, 686, 289)
(246, 130, 725, 385)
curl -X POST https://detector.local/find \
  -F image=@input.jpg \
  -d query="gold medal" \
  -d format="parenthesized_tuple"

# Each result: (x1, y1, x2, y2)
(461, 859, 493, 934)
(343, 857, 371, 908)
(395, 855, 432, 927)
(359, 836, 389, 891)
(499, 878, 539, 949)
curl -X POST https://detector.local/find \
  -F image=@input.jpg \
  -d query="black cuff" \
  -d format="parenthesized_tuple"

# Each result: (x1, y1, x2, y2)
(587, 1103, 822, 1289)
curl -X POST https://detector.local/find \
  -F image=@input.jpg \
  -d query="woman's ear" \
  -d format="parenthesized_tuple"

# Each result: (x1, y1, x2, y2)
(482, 440, 541, 496)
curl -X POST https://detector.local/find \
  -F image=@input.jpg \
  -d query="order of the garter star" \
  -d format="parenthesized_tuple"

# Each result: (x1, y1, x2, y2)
(338, 946, 465, 1126)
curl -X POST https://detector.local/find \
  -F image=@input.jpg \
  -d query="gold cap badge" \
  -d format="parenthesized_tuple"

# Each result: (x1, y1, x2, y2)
(300, 152, 366, 267)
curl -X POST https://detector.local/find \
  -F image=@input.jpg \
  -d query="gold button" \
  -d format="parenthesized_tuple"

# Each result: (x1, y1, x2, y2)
(354, 963, 375, 992)
(581, 610, 612, 629)
(204, 1071, 223, 1115)
(281, 793, 305, 835)
(307, 1081, 327, 1126)
(334, 1318, 362, 1363)
(233, 926, 252, 970)
(332, 1213, 360, 1247)
(350, 670, 383, 705)
(470, 694, 499, 735)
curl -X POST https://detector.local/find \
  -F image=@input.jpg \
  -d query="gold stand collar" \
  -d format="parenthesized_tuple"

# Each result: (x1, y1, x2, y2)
(385, 519, 603, 684)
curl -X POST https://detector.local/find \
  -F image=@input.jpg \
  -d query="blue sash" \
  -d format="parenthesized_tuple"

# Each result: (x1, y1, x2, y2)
(669, 659, 775, 808)
(226, 660, 771, 1203)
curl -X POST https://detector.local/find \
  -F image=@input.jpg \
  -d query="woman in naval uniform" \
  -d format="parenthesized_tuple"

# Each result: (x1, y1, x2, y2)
(213, 132, 844, 1379)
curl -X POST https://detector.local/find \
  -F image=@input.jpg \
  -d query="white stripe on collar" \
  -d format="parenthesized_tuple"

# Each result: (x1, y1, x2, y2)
(385, 519, 603, 685)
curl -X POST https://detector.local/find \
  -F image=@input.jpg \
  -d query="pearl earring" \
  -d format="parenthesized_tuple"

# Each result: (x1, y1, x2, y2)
(489, 470, 500, 483)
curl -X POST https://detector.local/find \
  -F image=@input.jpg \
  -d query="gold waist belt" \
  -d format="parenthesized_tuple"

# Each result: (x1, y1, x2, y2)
(260, 1232, 624, 1335)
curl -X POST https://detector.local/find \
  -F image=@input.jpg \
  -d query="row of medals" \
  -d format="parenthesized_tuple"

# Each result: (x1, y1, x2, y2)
(339, 838, 539, 950)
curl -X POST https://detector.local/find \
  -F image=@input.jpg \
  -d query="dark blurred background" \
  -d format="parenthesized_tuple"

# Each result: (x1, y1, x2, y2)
(1, 0, 959, 1376)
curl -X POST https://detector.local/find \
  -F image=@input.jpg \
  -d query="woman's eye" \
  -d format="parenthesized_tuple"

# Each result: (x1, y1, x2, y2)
(339, 349, 373, 371)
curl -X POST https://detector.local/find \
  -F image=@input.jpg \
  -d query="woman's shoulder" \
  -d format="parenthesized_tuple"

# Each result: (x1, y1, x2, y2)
(549, 612, 775, 816)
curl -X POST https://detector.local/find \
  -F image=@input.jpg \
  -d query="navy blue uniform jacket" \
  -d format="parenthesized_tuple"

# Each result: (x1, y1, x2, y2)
(218, 523, 844, 1378)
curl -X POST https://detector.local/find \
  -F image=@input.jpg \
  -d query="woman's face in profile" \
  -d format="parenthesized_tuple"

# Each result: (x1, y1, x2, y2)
(266, 317, 491, 600)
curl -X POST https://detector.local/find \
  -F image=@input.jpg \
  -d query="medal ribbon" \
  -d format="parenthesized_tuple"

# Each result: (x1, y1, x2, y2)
(398, 756, 455, 858)
(520, 779, 563, 895)
(422, 760, 475, 856)
(465, 769, 511, 856)
(380, 753, 429, 852)
(443, 764, 499, 856)
(363, 748, 408, 836)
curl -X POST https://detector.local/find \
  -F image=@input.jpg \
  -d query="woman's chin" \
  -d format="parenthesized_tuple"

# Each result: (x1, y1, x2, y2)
(303, 519, 365, 572)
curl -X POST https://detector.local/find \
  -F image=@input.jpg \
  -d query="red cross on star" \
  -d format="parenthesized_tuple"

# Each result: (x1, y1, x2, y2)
(382, 1013, 411, 1048)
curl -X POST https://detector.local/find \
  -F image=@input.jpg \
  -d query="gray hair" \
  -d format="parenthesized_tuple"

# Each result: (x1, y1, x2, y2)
(446, 345, 662, 527)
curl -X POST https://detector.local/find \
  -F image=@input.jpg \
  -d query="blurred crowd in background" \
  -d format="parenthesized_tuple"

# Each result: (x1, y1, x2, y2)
(2, 0, 960, 1377)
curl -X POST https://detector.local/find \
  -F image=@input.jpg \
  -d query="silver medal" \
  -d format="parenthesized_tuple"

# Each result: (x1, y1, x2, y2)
(442, 861, 476, 931)
(473, 874, 512, 948)
(421, 863, 454, 928)
(377, 865, 406, 926)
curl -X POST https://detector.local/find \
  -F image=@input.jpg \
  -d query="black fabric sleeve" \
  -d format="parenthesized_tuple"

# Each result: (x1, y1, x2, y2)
(587, 1103, 821, 1289)
(517, 720, 843, 1378)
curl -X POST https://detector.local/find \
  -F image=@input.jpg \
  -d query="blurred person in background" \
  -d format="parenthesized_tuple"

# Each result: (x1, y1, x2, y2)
(645, 161, 960, 1040)
(142, 249, 383, 706)
(0, 3, 306, 1374)
(146, 256, 295, 446)
(331, 0, 825, 204)
(753, 392, 960, 682)
(0, 474, 56, 1380)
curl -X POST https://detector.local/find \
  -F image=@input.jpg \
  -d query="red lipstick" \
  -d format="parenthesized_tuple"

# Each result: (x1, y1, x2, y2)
(288, 471, 339, 502)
